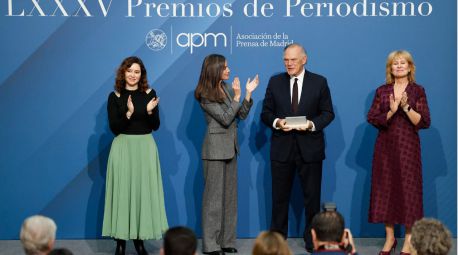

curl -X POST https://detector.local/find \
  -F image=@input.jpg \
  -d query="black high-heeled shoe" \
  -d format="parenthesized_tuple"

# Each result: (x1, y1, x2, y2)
(133, 239, 149, 255)
(114, 239, 126, 255)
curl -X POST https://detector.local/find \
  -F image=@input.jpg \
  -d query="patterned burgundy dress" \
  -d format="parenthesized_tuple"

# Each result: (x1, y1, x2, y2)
(367, 83, 431, 227)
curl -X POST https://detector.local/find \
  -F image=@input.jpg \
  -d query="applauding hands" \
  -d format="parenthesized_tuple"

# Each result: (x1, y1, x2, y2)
(246, 74, 259, 94)
(147, 96, 160, 115)
(389, 91, 410, 116)
(126, 94, 160, 119)
(231, 75, 259, 102)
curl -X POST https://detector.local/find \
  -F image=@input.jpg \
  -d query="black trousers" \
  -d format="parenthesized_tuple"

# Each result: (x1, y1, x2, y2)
(270, 139, 323, 249)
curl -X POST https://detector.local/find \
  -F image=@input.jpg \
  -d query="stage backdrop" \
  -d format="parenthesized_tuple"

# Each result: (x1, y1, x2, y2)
(0, 0, 456, 239)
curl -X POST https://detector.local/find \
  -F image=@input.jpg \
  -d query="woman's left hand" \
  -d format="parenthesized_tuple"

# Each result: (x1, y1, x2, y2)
(400, 92, 409, 109)
(245, 74, 259, 93)
(146, 97, 160, 114)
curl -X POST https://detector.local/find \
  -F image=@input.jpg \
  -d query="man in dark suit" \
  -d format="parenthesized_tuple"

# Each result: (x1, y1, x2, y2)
(261, 43, 334, 252)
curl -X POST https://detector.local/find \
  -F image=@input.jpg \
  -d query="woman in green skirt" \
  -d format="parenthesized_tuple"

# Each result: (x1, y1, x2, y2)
(102, 56, 168, 255)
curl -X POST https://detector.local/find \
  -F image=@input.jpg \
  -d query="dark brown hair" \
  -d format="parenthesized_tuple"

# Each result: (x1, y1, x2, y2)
(114, 56, 149, 93)
(311, 211, 345, 243)
(163, 226, 197, 255)
(194, 54, 226, 102)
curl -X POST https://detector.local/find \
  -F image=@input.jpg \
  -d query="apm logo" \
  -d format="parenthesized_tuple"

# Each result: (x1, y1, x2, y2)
(145, 28, 229, 54)
(176, 32, 227, 54)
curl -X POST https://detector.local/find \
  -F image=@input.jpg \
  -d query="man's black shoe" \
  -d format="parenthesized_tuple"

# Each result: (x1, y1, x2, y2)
(203, 250, 225, 255)
(222, 247, 238, 253)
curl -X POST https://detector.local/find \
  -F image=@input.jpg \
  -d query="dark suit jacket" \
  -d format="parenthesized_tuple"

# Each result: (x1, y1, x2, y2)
(200, 84, 253, 160)
(261, 70, 334, 162)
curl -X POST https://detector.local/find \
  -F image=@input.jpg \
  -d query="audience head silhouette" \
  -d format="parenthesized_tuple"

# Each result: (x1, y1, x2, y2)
(161, 226, 197, 255)
(411, 218, 452, 255)
(311, 210, 345, 243)
(20, 215, 57, 255)
(252, 231, 292, 255)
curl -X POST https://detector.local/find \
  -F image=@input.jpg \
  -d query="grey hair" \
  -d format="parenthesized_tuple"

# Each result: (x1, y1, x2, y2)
(20, 215, 57, 255)
(411, 218, 452, 255)
(284, 43, 307, 56)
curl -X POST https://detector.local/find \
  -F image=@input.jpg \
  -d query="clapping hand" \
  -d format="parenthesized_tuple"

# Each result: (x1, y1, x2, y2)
(125, 95, 135, 119)
(147, 97, 160, 114)
(244, 74, 259, 101)
(232, 77, 241, 102)
(127, 95, 134, 112)
(400, 91, 409, 109)
(389, 94, 401, 113)
(245, 74, 259, 93)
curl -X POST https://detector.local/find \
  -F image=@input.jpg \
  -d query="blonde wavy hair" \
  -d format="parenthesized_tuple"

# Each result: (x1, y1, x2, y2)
(252, 231, 292, 255)
(385, 50, 416, 84)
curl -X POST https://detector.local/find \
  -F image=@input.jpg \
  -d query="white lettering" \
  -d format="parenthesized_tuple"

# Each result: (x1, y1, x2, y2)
(353, 0, 367, 17)
(127, 0, 142, 17)
(172, 3, 195, 17)
(7, 0, 25, 16)
(285, 0, 301, 17)
(336, 2, 351, 17)
(281, 0, 433, 18)
(51, 0, 69, 17)
(176, 32, 227, 54)
(74, 0, 92, 17)
(418, 2, 432, 16)
(98, 0, 113, 17)
(300, 3, 313, 17)
(157, 3, 170, 17)
(206, 3, 221, 17)
(243, 0, 258, 17)
(28, 0, 46, 17)
(379, 2, 390, 16)
(393, 2, 415, 16)
(222, 3, 233, 17)
(261, 3, 274, 17)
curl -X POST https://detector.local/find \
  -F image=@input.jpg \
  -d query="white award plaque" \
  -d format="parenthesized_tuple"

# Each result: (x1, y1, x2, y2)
(284, 116, 308, 129)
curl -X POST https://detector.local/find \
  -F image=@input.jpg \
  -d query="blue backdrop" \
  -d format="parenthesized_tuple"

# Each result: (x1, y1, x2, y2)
(0, 0, 456, 239)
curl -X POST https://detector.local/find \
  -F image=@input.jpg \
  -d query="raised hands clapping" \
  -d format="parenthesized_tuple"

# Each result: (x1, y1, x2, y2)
(231, 74, 259, 102)
(232, 77, 241, 102)
(245, 74, 259, 101)
(389, 94, 401, 113)
(147, 96, 160, 115)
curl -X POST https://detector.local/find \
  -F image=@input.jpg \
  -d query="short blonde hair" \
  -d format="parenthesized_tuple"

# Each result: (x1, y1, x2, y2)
(252, 231, 292, 255)
(411, 218, 452, 255)
(385, 50, 416, 84)
(20, 215, 57, 255)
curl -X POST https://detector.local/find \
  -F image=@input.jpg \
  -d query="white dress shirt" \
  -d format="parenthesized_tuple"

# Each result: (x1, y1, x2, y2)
(273, 68, 315, 131)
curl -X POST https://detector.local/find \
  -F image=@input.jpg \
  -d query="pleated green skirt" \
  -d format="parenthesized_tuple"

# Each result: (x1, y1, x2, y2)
(102, 134, 168, 240)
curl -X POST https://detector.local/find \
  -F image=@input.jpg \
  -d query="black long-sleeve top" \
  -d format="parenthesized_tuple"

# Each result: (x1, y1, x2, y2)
(107, 88, 160, 136)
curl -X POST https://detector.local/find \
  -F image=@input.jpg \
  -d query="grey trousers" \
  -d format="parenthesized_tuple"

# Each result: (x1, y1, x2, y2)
(202, 157, 237, 252)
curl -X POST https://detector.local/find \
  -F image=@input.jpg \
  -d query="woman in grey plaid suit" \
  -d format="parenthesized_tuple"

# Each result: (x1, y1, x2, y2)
(194, 54, 259, 255)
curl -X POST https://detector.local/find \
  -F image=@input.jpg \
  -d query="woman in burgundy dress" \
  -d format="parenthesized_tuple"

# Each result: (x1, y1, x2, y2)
(367, 50, 431, 255)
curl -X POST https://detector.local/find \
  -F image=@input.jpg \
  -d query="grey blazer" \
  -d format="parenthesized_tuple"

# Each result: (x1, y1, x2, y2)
(200, 84, 253, 160)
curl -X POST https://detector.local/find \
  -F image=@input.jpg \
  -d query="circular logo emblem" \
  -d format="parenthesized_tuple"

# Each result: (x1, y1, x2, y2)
(145, 29, 167, 51)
